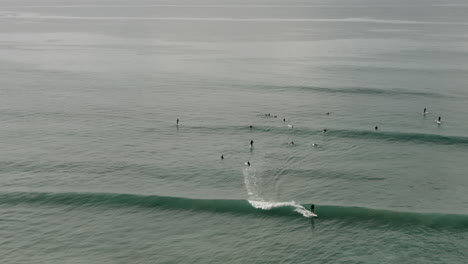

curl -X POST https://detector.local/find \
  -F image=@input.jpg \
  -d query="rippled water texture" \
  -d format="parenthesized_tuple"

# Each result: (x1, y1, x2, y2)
(1, 0, 468, 263)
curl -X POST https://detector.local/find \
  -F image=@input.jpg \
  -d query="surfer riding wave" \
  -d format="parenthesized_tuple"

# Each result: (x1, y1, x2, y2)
(242, 166, 317, 218)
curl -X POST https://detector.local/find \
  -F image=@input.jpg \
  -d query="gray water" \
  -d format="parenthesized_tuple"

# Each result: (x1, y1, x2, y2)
(1, 0, 468, 263)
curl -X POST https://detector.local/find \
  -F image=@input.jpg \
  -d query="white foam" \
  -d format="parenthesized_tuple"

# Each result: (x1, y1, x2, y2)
(243, 167, 317, 218)
(248, 200, 296, 209)
(248, 200, 317, 218)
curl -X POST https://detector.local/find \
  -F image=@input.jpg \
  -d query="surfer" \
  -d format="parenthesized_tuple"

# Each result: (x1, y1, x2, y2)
(424, 108, 427, 114)
(438, 116, 441, 122)
(176, 118, 179, 126)
(249, 125, 253, 129)
(312, 143, 319, 147)
(326, 112, 330, 115)
(322, 129, 328, 133)
(375, 126, 378, 131)
(289, 141, 295, 145)
(247, 161, 251, 166)
(221, 154, 224, 160)
(283, 118, 286, 122)
(250, 140, 254, 148)
(310, 204, 315, 213)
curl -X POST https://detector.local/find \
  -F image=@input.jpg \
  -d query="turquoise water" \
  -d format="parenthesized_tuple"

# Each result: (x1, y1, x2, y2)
(1, 0, 468, 263)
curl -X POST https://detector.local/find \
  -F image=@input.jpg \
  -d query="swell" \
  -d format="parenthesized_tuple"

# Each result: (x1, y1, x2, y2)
(2, 191, 468, 230)
(252, 85, 447, 98)
(264, 168, 386, 181)
(3, 14, 468, 26)
(184, 125, 468, 146)
(0, 191, 291, 216)
(318, 205, 468, 230)
(327, 129, 468, 146)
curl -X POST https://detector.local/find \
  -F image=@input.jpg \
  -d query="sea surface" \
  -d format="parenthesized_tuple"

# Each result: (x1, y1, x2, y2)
(1, 0, 468, 263)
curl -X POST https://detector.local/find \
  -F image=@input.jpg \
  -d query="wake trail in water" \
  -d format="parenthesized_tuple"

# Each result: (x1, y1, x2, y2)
(242, 167, 316, 218)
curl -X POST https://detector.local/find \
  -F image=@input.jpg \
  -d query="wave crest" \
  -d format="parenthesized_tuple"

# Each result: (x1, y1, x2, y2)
(1, 192, 467, 229)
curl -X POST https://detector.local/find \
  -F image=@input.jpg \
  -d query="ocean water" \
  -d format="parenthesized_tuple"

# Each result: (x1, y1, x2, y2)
(1, 0, 468, 263)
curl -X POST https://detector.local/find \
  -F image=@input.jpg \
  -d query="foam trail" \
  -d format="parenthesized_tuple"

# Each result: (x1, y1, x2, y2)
(248, 200, 316, 218)
(242, 167, 316, 218)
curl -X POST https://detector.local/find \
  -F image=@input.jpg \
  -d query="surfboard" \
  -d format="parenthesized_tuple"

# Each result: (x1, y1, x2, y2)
(307, 211, 318, 218)
(436, 120, 441, 124)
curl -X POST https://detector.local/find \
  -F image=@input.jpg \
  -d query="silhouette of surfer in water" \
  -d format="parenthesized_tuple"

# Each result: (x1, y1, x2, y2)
(176, 118, 179, 126)
(250, 140, 254, 148)
(310, 204, 315, 213)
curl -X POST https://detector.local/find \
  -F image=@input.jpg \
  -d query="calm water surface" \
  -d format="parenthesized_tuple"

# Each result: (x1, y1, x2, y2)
(1, 0, 468, 263)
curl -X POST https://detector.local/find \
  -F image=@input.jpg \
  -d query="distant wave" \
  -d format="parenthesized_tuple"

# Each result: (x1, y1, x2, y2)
(431, 4, 468, 7)
(1, 4, 399, 8)
(185, 124, 468, 146)
(267, 127, 468, 146)
(290, 128, 468, 146)
(264, 168, 386, 181)
(263, 85, 446, 98)
(1, 191, 467, 229)
(2, 12, 468, 25)
(3, 4, 421, 8)
(327, 129, 468, 146)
